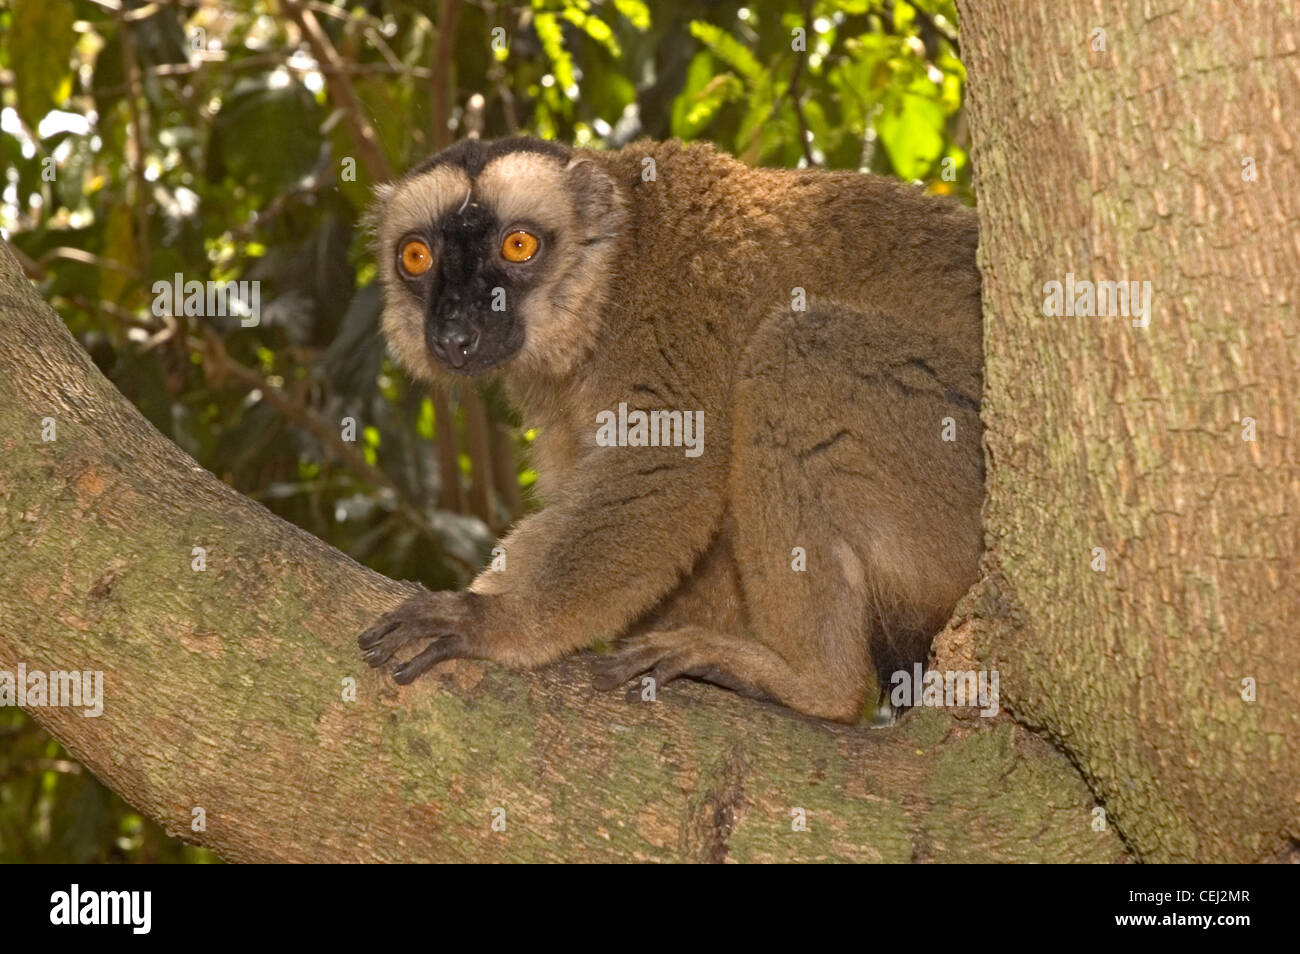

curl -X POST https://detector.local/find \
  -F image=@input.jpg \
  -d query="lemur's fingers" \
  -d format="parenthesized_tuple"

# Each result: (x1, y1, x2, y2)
(358, 591, 479, 676)
(392, 635, 471, 684)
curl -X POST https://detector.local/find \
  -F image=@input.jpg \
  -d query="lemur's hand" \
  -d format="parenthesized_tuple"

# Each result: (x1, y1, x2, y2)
(359, 590, 484, 684)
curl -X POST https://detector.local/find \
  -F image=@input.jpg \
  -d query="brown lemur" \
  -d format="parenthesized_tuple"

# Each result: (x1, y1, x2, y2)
(359, 136, 984, 723)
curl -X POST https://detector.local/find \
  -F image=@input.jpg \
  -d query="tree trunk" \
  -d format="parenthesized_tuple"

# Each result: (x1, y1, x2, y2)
(0, 246, 1122, 863)
(959, 0, 1299, 861)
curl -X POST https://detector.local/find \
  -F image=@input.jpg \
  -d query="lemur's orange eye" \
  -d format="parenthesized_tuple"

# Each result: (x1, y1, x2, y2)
(501, 230, 539, 263)
(399, 239, 433, 277)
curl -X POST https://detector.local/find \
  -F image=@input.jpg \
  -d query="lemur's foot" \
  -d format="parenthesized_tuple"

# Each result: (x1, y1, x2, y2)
(592, 630, 765, 700)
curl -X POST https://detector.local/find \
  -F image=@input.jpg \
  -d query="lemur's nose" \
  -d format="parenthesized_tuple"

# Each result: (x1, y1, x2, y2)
(433, 325, 480, 368)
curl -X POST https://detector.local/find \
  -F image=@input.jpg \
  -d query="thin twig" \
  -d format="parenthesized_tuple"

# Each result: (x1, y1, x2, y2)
(789, 0, 817, 167)
(118, 9, 154, 272)
(431, 0, 465, 150)
(281, 0, 392, 183)
(36, 247, 137, 276)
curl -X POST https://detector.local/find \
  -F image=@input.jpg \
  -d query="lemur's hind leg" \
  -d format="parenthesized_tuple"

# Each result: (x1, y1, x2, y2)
(595, 301, 983, 723)
(730, 302, 982, 718)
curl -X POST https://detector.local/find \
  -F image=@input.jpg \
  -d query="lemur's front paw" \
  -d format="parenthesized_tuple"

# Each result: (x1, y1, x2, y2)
(358, 590, 482, 684)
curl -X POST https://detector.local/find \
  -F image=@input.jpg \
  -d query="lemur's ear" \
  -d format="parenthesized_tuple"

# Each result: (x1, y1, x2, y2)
(563, 156, 627, 239)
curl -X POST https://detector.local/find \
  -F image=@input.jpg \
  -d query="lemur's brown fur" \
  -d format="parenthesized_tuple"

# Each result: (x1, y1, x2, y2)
(362, 138, 983, 723)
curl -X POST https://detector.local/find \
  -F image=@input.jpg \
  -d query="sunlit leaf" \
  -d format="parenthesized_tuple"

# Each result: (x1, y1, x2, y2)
(534, 12, 576, 91)
(688, 21, 762, 81)
(875, 85, 945, 180)
(9, 0, 77, 127)
(612, 0, 652, 31)
(562, 8, 622, 58)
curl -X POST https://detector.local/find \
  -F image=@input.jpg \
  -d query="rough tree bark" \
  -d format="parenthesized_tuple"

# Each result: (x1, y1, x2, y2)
(0, 246, 1121, 863)
(958, 0, 1299, 861)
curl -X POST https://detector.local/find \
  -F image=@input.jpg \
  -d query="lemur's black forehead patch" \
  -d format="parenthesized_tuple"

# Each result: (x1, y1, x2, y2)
(436, 200, 499, 278)
(380, 139, 579, 261)
(411, 137, 572, 179)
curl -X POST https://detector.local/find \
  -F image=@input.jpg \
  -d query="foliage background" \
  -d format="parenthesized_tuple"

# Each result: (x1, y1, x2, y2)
(0, 0, 967, 862)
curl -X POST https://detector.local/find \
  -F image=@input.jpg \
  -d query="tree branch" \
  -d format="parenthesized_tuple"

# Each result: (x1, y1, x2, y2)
(0, 244, 1124, 862)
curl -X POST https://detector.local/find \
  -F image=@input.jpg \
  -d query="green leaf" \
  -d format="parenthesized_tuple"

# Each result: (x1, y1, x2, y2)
(208, 76, 324, 198)
(670, 50, 714, 138)
(677, 73, 744, 140)
(892, 0, 917, 32)
(688, 21, 762, 81)
(9, 0, 77, 127)
(801, 97, 834, 152)
(561, 8, 621, 58)
(534, 12, 576, 91)
(612, 0, 651, 31)
(736, 77, 780, 157)
(821, 0, 875, 13)
(875, 86, 945, 180)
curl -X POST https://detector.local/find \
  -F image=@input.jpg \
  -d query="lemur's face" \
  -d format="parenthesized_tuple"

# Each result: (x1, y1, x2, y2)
(373, 137, 626, 379)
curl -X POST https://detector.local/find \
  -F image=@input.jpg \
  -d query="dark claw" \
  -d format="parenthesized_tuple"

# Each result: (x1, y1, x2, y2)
(357, 620, 398, 651)
(592, 647, 656, 691)
(392, 633, 470, 683)
(601, 654, 688, 701)
(592, 646, 688, 695)
(358, 619, 428, 667)
(357, 592, 478, 682)
(591, 660, 624, 692)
